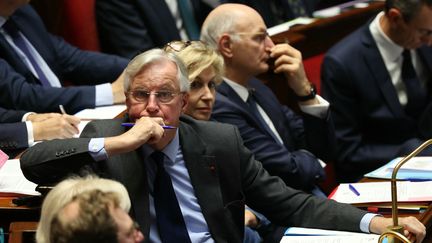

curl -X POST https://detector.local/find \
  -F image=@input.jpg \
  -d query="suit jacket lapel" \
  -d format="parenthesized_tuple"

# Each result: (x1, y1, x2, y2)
(10, 11, 57, 74)
(218, 80, 280, 139)
(178, 121, 227, 242)
(248, 79, 295, 147)
(362, 27, 404, 117)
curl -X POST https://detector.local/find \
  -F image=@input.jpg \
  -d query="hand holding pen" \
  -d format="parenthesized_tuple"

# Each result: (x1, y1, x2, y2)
(104, 117, 166, 155)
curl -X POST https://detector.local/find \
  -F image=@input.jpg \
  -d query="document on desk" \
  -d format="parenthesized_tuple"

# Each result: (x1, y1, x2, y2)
(0, 159, 39, 196)
(267, 17, 315, 36)
(365, 156, 432, 180)
(329, 181, 432, 204)
(281, 227, 381, 243)
(74, 105, 126, 120)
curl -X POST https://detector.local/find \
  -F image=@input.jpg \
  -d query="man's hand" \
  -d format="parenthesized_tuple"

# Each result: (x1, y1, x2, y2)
(370, 216, 426, 242)
(112, 71, 126, 104)
(270, 43, 318, 105)
(33, 114, 81, 140)
(104, 117, 165, 156)
(244, 209, 260, 228)
(27, 112, 62, 122)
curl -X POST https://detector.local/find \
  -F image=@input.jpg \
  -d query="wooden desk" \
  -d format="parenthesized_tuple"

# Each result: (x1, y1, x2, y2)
(0, 196, 40, 242)
(271, 1, 384, 58)
(8, 222, 38, 243)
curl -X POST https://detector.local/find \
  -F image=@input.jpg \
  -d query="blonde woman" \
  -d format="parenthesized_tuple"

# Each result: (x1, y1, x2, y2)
(37, 176, 143, 243)
(164, 40, 224, 121)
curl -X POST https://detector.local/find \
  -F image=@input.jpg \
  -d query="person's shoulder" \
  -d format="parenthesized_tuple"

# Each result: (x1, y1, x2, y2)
(327, 23, 370, 56)
(180, 115, 238, 135)
(82, 118, 126, 136)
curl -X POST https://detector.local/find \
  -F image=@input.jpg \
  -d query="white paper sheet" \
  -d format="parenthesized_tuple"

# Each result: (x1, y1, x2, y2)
(329, 181, 432, 204)
(282, 227, 381, 243)
(74, 105, 126, 120)
(0, 159, 39, 196)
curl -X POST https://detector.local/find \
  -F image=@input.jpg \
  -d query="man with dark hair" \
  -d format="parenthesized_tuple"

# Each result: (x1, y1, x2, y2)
(322, 0, 432, 182)
(50, 190, 143, 243)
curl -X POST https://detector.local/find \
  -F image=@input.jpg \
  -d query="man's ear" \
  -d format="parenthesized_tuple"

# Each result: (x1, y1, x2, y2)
(181, 93, 189, 113)
(218, 34, 234, 58)
(387, 8, 404, 26)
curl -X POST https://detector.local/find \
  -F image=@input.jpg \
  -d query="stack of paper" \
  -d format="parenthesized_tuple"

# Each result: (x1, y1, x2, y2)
(365, 156, 432, 180)
(74, 104, 126, 120)
(328, 181, 432, 204)
(282, 227, 380, 243)
(0, 159, 39, 196)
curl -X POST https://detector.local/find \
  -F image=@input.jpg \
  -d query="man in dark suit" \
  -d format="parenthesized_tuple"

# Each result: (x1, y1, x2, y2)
(96, 0, 214, 59)
(20, 48, 426, 243)
(0, 106, 79, 157)
(0, 3, 128, 113)
(202, 3, 332, 194)
(321, 0, 432, 182)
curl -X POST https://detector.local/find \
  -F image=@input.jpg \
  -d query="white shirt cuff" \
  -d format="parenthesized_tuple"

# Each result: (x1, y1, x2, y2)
(95, 83, 114, 106)
(89, 137, 109, 161)
(26, 121, 35, 147)
(360, 213, 379, 233)
(22, 112, 35, 122)
(299, 95, 329, 118)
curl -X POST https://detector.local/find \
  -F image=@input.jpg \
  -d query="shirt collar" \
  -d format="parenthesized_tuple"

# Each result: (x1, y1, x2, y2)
(223, 77, 250, 102)
(142, 128, 180, 165)
(369, 11, 404, 62)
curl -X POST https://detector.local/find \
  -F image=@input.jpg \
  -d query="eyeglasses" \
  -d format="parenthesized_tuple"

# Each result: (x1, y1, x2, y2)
(127, 90, 181, 104)
(234, 31, 270, 43)
(163, 40, 208, 52)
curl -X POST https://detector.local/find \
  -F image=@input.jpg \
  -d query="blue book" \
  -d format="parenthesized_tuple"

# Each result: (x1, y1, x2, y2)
(365, 157, 432, 180)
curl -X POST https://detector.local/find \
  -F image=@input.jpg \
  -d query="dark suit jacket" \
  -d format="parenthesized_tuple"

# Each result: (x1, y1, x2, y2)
(0, 58, 100, 114)
(21, 115, 366, 242)
(321, 23, 432, 182)
(0, 107, 28, 154)
(212, 79, 335, 191)
(96, 0, 213, 59)
(0, 5, 128, 113)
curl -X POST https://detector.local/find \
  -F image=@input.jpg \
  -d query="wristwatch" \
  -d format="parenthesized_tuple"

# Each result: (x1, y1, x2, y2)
(294, 83, 317, 101)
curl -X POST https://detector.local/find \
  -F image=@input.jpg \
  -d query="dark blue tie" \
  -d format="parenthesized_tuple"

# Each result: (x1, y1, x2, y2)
(401, 50, 427, 117)
(3, 20, 51, 86)
(247, 90, 282, 145)
(177, 0, 200, 40)
(152, 151, 191, 243)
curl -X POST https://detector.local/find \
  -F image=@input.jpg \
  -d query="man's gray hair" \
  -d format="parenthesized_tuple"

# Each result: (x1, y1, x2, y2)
(123, 49, 190, 92)
(385, 0, 432, 22)
(200, 10, 241, 49)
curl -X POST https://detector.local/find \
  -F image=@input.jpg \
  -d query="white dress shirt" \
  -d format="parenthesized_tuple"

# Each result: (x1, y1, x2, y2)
(369, 11, 428, 106)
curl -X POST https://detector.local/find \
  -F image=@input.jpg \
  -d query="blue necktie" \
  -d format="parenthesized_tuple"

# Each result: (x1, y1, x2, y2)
(152, 151, 191, 243)
(3, 20, 51, 86)
(177, 0, 200, 40)
(401, 50, 427, 118)
(247, 90, 282, 145)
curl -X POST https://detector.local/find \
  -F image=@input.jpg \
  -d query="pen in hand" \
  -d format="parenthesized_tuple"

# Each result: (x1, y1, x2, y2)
(59, 105, 67, 115)
(121, 122, 176, 129)
(348, 184, 360, 196)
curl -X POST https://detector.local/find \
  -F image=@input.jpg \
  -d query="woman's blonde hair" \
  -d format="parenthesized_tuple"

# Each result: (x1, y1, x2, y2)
(165, 41, 224, 84)
(36, 175, 130, 243)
